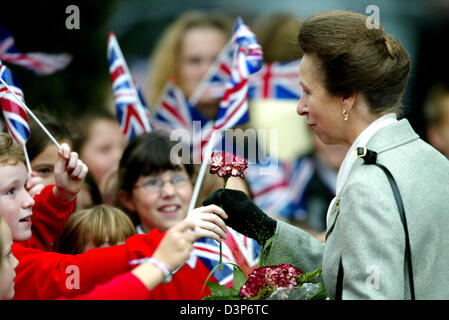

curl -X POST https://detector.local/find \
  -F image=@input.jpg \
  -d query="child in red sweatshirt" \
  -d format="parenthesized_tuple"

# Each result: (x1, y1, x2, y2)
(0, 133, 228, 299)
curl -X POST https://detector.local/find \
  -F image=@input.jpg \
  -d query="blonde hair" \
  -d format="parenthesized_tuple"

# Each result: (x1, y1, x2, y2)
(0, 133, 25, 166)
(147, 10, 233, 107)
(56, 205, 136, 254)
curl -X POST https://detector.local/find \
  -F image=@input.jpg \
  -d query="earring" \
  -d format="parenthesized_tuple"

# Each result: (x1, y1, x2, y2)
(342, 109, 349, 121)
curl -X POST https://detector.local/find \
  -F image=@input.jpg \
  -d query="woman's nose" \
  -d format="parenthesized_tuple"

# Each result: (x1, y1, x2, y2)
(297, 96, 307, 116)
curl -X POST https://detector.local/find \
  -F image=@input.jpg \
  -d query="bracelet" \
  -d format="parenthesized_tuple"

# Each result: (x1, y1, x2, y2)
(146, 257, 173, 283)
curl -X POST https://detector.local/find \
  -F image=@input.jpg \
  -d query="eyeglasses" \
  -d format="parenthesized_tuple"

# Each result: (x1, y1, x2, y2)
(134, 173, 190, 193)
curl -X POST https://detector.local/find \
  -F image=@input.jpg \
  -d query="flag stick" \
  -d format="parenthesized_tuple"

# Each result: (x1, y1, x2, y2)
(0, 76, 61, 150)
(187, 130, 220, 216)
(22, 144, 32, 173)
(188, 38, 233, 107)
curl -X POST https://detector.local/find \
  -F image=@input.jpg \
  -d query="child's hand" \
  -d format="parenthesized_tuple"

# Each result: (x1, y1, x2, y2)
(152, 220, 197, 270)
(184, 204, 228, 243)
(26, 171, 45, 197)
(53, 143, 88, 202)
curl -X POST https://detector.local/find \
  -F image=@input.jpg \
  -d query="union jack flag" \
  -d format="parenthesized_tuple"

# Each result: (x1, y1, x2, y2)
(193, 228, 261, 287)
(248, 59, 302, 100)
(213, 18, 262, 131)
(245, 158, 316, 220)
(153, 80, 212, 133)
(107, 32, 151, 140)
(153, 79, 214, 160)
(0, 63, 30, 145)
(0, 24, 71, 75)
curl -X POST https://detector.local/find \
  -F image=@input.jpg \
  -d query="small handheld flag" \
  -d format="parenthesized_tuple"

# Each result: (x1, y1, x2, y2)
(107, 32, 151, 141)
(0, 24, 71, 75)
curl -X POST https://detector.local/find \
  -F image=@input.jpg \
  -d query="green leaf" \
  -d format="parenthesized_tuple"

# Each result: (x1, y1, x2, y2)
(309, 282, 328, 300)
(202, 282, 241, 300)
(231, 264, 247, 291)
(207, 282, 229, 296)
(297, 267, 322, 285)
(259, 232, 278, 267)
(247, 285, 275, 300)
(201, 264, 219, 295)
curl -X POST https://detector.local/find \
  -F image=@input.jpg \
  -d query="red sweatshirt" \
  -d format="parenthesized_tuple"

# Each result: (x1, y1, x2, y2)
(11, 185, 166, 300)
(13, 231, 165, 299)
(60, 272, 152, 300)
(13, 185, 219, 300)
(20, 185, 75, 251)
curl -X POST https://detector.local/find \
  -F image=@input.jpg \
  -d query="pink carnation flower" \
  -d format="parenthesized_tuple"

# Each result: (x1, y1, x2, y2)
(239, 264, 303, 299)
(210, 152, 248, 179)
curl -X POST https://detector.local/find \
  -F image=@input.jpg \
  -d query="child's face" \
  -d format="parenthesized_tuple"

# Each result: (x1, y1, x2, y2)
(30, 143, 60, 186)
(0, 221, 19, 300)
(0, 162, 35, 241)
(127, 169, 193, 233)
(80, 119, 127, 193)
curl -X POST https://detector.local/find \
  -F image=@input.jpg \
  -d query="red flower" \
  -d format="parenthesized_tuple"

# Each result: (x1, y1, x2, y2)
(239, 264, 303, 299)
(210, 152, 248, 179)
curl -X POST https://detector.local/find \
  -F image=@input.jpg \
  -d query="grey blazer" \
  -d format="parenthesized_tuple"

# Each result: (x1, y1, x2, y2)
(265, 119, 449, 299)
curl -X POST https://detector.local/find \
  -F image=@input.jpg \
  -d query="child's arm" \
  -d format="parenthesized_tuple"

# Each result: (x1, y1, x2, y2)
(23, 143, 88, 251)
(65, 220, 198, 300)
(13, 207, 228, 300)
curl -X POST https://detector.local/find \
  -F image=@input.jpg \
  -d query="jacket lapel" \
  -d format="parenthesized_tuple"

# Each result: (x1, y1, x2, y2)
(325, 198, 341, 240)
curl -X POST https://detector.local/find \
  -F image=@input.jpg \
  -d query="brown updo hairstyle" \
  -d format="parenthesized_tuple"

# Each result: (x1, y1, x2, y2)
(298, 10, 410, 116)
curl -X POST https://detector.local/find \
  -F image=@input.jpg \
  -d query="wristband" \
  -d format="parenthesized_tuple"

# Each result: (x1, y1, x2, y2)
(146, 257, 173, 283)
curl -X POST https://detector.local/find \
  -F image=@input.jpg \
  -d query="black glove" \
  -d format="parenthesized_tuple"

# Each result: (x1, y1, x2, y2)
(202, 189, 277, 245)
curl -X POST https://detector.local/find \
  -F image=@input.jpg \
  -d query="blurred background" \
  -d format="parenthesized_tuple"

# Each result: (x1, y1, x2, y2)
(1, 0, 449, 140)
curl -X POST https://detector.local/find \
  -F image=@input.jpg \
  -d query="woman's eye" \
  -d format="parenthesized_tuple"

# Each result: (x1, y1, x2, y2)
(6, 188, 15, 196)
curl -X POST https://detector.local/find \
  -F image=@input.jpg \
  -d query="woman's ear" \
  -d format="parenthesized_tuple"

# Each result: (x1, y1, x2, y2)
(341, 92, 357, 113)
(118, 190, 137, 212)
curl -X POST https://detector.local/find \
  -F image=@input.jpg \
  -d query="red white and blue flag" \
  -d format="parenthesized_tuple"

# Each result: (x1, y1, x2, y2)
(153, 79, 214, 159)
(248, 59, 302, 100)
(193, 228, 261, 287)
(107, 32, 151, 141)
(245, 158, 316, 221)
(0, 24, 71, 75)
(153, 79, 213, 133)
(0, 63, 30, 145)
(210, 17, 263, 134)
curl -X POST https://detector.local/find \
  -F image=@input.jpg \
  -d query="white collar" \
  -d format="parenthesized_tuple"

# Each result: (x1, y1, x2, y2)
(326, 113, 397, 227)
(336, 113, 397, 195)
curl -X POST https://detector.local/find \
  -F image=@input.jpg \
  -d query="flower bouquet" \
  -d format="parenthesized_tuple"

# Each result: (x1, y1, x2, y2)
(202, 232, 327, 300)
(203, 152, 327, 300)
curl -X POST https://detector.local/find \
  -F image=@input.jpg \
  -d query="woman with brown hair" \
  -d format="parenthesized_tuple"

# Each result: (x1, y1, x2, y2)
(204, 10, 449, 299)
